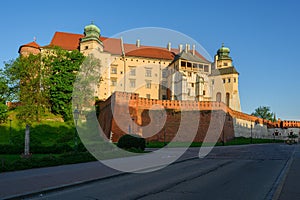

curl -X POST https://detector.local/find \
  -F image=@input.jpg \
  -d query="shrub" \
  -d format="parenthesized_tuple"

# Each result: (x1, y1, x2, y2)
(117, 134, 145, 151)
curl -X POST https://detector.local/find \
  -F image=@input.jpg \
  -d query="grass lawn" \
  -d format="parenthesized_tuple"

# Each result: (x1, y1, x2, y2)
(146, 137, 284, 148)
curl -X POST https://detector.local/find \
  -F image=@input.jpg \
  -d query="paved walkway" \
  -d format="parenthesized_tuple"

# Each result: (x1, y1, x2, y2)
(0, 147, 200, 199)
(278, 144, 300, 199)
(1, 144, 300, 199)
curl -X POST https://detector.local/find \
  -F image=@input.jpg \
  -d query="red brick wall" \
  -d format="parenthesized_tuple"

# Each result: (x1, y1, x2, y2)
(98, 92, 235, 143)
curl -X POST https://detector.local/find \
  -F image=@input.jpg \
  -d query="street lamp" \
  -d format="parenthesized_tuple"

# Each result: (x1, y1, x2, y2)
(73, 107, 80, 152)
(250, 122, 253, 144)
(131, 117, 135, 134)
(9, 118, 12, 144)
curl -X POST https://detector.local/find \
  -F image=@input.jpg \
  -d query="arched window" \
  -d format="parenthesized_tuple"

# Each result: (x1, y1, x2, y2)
(216, 92, 221, 102)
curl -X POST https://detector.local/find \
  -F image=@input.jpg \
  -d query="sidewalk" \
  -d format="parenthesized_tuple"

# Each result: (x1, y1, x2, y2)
(0, 148, 199, 199)
(278, 145, 300, 199)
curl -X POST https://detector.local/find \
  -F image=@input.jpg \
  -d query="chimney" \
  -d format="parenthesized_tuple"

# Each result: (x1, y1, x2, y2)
(192, 44, 195, 55)
(136, 39, 140, 48)
(185, 44, 188, 53)
(179, 44, 183, 52)
(167, 42, 171, 51)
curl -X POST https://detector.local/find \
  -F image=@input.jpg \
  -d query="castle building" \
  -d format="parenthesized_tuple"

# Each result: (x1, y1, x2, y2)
(19, 23, 241, 112)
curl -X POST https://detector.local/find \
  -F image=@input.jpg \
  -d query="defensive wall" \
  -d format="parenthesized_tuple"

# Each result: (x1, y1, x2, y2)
(97, 92, 299, 142)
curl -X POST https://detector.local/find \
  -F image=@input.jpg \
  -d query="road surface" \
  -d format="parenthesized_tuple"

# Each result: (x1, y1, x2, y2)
(21, 144, 299, 200)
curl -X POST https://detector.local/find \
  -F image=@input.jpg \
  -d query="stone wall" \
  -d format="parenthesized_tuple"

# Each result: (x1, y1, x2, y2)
(97, 92, 300, 143)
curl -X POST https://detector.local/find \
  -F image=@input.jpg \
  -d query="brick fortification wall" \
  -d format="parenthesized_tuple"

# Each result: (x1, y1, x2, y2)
(98, 92, 300, 143)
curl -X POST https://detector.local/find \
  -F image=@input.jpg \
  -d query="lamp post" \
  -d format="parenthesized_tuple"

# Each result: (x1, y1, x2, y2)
(73, 107, 80, 152)
(9, 118, 12, 144)
(131, 117, 135, 134)
(250, 121, 253, 144)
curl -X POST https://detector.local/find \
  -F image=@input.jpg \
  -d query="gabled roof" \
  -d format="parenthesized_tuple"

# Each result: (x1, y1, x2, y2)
(30, 31, 209, 62)
(210, 66, 239, 76)
(126, 47, 176, 60)
(174, 51, 210, 64)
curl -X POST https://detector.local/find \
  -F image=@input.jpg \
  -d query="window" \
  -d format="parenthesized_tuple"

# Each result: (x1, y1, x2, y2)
(162, 95, 167, 100)
(85, 46, 88, 50)
(224, 62, 228, 66)
(111, 78, 117, 86)
(223, 79, 226, 83)
(146, 80, 151, 89)
(191, 83, 194, 87)
(204, 65, 209, 72)
(130, 79, 136, 88)
(203, 90, 206, 95)
(145, 68, 152, 77)
(111, 67, 117, 74)
(212, 79, 215, 85)
(120, 71, 123, 74)
(234, 78, 237, 83)
(228, 78, 231, 83)
(146, 94, 151, 99)
(187, 62, 192, 68)
(188, 72, 192, 77)
(181, 61, 186, 67)
(162, 70, 167, 78)
(130, 67, 136, 76)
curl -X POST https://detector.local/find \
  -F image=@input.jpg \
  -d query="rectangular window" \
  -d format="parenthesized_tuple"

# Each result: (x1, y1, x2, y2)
(130, 67, 136, 76)
(146, 94, 151, 99)
(203, 90, 206, 95)
(146, 80, 151, 89)
(162, 70, 167, 78)
(228, 78, 231, 83)
(234, 78, 237, 83)
(191, 83, 194, 87)
(223, 79, 226, 84)
(111, 78, 117, 86)
(181, 61, 186, 67)
(187, 62, 192, 68)
(224, 62, 228, 66)
(145, 68, 152, 77)
(130, 79, 136, 88)
(162, 95, 167, 100)
(204, 65, 209, 72)
(111, 67, 117, 74)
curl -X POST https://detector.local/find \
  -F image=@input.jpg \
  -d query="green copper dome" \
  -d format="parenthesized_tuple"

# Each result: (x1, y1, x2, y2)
(217, 43, 231, 60)
(84, 22, 100, 35)
(81, 22, 102, 44)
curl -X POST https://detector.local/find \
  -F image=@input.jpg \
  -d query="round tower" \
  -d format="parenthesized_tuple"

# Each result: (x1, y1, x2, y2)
(18, 41, 41, 56)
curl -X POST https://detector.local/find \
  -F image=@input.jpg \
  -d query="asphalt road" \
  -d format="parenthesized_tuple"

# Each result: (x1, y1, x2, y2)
(26, 144, 297, 200)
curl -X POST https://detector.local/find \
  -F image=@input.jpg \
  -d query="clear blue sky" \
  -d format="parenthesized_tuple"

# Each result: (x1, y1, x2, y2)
(1, 0, 299, 120)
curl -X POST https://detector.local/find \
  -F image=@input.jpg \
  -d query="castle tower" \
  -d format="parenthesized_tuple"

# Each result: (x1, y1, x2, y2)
(80, 22, 103, 55)
(18, 41, 41, 56)
(210, 44, 241, 111)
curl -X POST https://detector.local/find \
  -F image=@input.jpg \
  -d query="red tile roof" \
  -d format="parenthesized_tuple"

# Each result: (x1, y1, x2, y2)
(126, 47, 175, 60)
(18, 41, 40, 53)
(36, 31, 208, 61)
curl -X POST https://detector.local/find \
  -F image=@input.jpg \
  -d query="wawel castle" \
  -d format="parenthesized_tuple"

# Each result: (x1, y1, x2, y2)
(19, 23, 241, 112)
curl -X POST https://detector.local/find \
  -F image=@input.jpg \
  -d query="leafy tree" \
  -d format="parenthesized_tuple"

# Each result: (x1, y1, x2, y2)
(0, 70, 8, 123)
(251, 106, 275, 121)
(44, 48, 85, 121)
(4, 54, 49, 124)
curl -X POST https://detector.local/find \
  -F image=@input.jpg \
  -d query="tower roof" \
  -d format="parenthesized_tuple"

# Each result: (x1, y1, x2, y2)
(216, 43, 232, 60)
(18, 41, 40, 53)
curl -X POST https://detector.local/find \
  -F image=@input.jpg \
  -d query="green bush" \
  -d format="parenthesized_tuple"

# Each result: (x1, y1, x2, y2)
(117, 134, 146, 151)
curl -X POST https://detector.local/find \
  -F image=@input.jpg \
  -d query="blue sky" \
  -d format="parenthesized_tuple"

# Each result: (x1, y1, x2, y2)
(1, 0, 299, 120)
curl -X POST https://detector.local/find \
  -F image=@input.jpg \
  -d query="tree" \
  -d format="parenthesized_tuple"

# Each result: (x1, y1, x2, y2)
(4, 54, 49, 124)
(0, 70, 8, 123)
(251, 106, 275, 121)
(44, 47, 85, 121)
